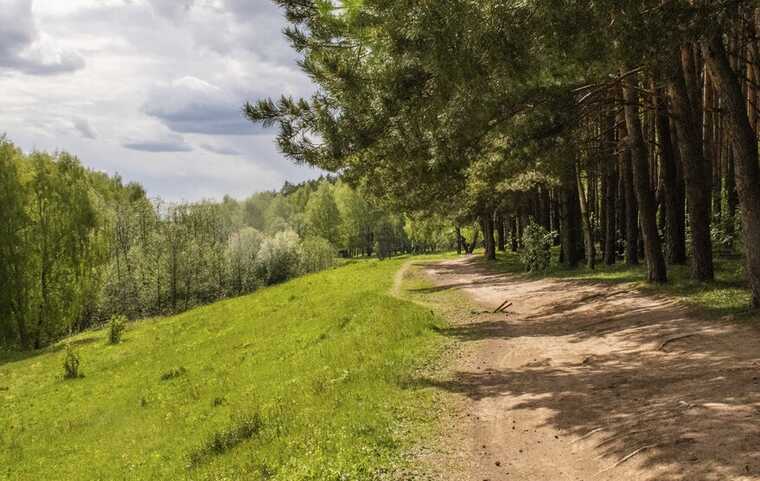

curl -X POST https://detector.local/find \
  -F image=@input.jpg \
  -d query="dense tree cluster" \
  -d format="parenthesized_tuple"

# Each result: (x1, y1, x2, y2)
(0, 139, 454, 349)
(248, 0, 760, 308)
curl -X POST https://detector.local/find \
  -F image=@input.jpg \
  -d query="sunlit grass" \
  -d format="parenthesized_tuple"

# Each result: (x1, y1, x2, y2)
(0, 258, 448, 481)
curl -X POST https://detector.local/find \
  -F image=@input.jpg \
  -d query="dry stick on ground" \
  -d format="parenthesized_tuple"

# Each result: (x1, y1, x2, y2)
(657, 333, 701, 351)
(593, 444, 662, 478)
(594, 430, 648, 452)
(572, 427, 605, 444)
(493, 300, 512, 313)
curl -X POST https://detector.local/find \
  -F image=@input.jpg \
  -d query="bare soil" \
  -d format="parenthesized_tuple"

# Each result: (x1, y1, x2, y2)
(412, 256, 760, 481)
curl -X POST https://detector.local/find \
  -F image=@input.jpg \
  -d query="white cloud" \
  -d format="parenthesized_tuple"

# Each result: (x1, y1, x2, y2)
(0, 0, 320, 201)
(0, 0, 85, 75)
(200, 143, 241, 156)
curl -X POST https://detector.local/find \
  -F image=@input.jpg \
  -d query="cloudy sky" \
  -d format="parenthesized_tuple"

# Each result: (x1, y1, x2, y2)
(0, 0, 321, 201)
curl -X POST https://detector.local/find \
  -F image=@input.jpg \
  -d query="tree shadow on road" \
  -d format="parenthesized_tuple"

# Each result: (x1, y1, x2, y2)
(407, 256, 760, 481)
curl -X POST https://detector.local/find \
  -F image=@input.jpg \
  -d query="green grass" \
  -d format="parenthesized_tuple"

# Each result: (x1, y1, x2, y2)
(0, 258, 448, 481)
(478, 248, 753, 318)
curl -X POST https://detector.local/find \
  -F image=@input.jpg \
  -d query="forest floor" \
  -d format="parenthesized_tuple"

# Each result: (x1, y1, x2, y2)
(404, 256, 760, 481)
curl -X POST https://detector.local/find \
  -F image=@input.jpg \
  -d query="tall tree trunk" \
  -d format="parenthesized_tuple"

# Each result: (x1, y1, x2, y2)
(577, 160, 596, 269)
(481, 213, 496, 260)
(538, 187, 551, 231)
(456, 226, 463, 255)
(481, 212, 496, 260)
(510, 216, 518, 252)
(725, 148, 738, 246)
(655, 87, 687, 264)
(621, 69, 668, 283)
(465, 228, 479, 255)
(705, 71, 722, 223)
(618, 107, 639, 266)
(560, 164, 581, 268)
(703, 32, 760, 308)
(667, 48, 714, 281)
(603, 153, 618, 265)
(495, 214, 506, 252)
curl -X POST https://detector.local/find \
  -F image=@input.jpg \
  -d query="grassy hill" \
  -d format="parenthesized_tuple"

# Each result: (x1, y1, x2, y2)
(0, 258, 447, 481)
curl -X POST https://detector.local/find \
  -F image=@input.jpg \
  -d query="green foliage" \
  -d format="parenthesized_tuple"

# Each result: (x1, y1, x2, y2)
(107, 315, 126, 345)
(0, 138, 450, 351)
(0, 259, 447, 481)
(256, 230, 302, 284)
(299, 236, 335, 273)
(63, 344, 82, 379)
(226, 227, 264, 294)
(0, 140, 28, 347)
(404, 214, 457, 253)
(304, 183, 341, 244)
(520, 221, 554, 272)
(711, 214, 742, 252)
(374, 215, 408, 260)
(0, 142, 102, 349)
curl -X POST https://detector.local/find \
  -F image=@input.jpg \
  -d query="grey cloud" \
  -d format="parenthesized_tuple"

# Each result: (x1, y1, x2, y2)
(143, 77, 269, 136)
(122, 137, 193, 153)
(0, 0, 85, 76)
(73, 118, 97, 139)
(148, 0, 194, 21)
(200, 143, 241, 156)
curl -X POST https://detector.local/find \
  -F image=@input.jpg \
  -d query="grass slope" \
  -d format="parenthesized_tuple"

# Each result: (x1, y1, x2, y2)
(0, 259, 447, 481)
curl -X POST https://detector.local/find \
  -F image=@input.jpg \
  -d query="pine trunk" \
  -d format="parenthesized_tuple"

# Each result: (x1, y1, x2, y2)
(496, 214, 506, 252)
(703, 32, 760, 308)
(655, 88, 687, 264)
(621, 69, 667, 283)
(667, 48, 714, 280)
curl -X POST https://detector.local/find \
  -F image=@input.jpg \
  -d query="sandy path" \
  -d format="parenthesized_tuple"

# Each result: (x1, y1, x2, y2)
(415, 257, 760, 481)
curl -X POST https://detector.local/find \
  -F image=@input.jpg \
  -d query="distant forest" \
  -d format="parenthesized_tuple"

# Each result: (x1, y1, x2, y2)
(0, 138, 454, 350)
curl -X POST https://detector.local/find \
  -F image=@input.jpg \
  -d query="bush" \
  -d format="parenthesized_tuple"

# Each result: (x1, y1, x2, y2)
(63, 344, 82, 379)
(255, 230, 301, 284)
(299, 237, 335, 274)
(160, 366, 187, 381)
(189, 412, 264, 465)
(108, 315, 126, 344)
(520, 220, 553, 272)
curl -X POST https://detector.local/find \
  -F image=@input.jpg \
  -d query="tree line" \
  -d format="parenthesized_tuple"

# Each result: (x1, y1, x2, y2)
(249, 0, 760, 308)
(0, 139, 454, 350)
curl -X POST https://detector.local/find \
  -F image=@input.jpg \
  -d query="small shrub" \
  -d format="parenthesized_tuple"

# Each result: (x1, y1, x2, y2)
(520, 220, 554, 272)
(189, 412, 264, 465)
(160, 366, 186, 381)
(107, 315, 127, 344)
(63, 344, 82, 379)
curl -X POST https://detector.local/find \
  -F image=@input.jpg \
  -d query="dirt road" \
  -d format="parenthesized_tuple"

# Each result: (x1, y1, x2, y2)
(415, 257, 760, 481)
